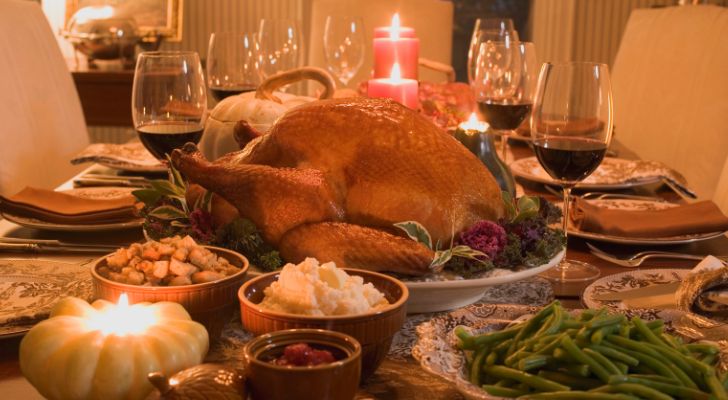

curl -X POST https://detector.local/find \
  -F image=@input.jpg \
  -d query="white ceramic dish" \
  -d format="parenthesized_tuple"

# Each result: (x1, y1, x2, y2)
(0, 259, 93, 338)
(403, 249, 565, 313)
(510, 157, 678, 190)
(582, 268, 689, 310)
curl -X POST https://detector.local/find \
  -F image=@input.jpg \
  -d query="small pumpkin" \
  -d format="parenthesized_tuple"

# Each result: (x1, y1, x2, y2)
(199, 66, 336, 160)
(20, 296, 209, 400)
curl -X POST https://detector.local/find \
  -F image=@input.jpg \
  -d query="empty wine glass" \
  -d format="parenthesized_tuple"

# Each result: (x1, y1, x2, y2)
(530, 62, 614, 282)
(257, 19, 303, 82)
(467, 18, 519, 85)
(132, 51, 207, 160)
(323, 15, 365, 86)
(207, 32, 261, 101)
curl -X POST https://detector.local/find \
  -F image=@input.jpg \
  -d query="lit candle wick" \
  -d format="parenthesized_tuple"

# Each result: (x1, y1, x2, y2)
(390, 13, 401, 40)
(390, 62, 402, 81)
(459, 113, 489, 133)
(86, 293, 157, 336)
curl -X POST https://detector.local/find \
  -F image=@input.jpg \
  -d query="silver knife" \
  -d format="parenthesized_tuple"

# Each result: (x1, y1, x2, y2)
(592, 282, 681, 301)
(0, 243, 117, 253)
(73, 178, 150, 188)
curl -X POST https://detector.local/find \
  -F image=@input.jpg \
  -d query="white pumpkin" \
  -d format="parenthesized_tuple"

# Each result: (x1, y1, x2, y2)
(199, 66, 336, 160)
(20, 297, 209, 400)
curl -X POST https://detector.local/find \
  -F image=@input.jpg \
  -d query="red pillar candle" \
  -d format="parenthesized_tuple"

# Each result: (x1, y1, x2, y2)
(367, 62, 419, 109)
(372, 14, 419, 80)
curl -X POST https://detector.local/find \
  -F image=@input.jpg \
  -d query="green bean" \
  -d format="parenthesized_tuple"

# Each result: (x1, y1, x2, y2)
(614, 361, 629, 375)
(584, 348, 622, 376)
(701, 353, 717, 366)
(508, 303, 556, 354)
(592, 383, 673, 400)
(494, 378, 514, 387)
(705, 369, 728, 400)
(609, 375, 710, 400)
(480, 384, 526, 398)
(485, 350, 498, 366)
(559, 363, 591, 377)
(685, 343, 720, 355)
(553, 348, 577, 363)
(534, 332, 567, 356)
(561, 319, 583, 329)
(493, 338, 514, 354)
(602, 342, 678, 381)
(482, 365, 569, 392)
(645, 320, 664, 331)
(641, 342, 704, 388)
(560, 335, 612, 382)
(606, 335, 696, 388)
(517, 354, 550, 371)
(470, 346, 489, 385)
(628, 374, 680, 384)
(518, 391, 639, 399)
(588, 314, 626, 329)
(543, 305, 564, 335)
(660, 332, 686, 353)
(471, 324, 523, 348)
(619, 322, 631, 338)
(589, 344, 639, 367)
(505, 349, 533, 367)
(608, 375, 710, 400)
(537, 370, 602, 390)
(631, 317, 669, 348)
(455, 326, 474, 349)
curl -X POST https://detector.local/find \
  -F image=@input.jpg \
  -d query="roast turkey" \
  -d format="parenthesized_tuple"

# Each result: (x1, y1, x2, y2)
(172, 97, 504, 275)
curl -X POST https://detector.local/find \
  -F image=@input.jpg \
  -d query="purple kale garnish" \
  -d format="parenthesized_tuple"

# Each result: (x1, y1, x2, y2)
(458, 220, 508, 260)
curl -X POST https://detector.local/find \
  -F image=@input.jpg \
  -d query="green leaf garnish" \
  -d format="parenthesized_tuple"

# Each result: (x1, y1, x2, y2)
(394, 221, 433, 249)
(147, 205, 188, 220)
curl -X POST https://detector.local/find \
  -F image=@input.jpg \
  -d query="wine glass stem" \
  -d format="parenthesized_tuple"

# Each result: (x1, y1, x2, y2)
(561, 186, 572, 242)
(500, 132, 508, 162)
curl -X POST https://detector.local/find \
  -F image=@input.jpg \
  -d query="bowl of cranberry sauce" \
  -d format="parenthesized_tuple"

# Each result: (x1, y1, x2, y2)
(243, 329, 361, 400)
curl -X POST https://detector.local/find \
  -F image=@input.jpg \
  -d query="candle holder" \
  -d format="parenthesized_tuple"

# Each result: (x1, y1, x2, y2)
(453, 126, 516, 197)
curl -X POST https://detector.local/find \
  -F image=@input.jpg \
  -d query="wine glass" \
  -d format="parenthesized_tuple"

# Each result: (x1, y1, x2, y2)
(131, 51, 207, 160)
(257, 19, 303, 82)
(473, 41, 538, 161)
(530, 62, 614, 282)
(207, 32, 261, 101)
(323, 15, 365, 86)
(467, 18, 519, 85)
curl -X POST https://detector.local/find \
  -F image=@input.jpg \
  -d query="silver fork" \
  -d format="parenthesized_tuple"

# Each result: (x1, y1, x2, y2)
(543, 185, 665, 202)
(586, 242, 728, 267)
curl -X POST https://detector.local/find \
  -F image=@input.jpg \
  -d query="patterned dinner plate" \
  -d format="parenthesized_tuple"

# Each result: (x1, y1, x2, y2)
(412, 303, 728, 400)
(1, 187, 144, 232)
(567, 199, 728, 245)
(72, 142, 166, 173)
(0, 259, 93, 338)
(510, 156, 682, 190)
(582, 268, 690, 311)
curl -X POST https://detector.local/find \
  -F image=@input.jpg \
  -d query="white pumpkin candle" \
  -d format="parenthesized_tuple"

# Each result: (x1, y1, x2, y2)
(19, 295, 209, 400)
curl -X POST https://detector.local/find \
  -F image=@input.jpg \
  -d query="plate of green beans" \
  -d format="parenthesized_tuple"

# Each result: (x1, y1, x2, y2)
(412, 301, 728, 399)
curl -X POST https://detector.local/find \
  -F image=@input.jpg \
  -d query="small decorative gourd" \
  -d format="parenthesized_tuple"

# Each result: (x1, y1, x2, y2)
(199, 66, 336, 160)
(19, 296, 209, 400)
(146, 364, 247, 400)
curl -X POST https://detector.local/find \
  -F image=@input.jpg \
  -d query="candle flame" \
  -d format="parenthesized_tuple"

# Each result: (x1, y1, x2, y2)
(86, 292, 157, 336)
(390, 62, 402, 81)
(390, 13, 401, 40)
(459, 112, 489, 132)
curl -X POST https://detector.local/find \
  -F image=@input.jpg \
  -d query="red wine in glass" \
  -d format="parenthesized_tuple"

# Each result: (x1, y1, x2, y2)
(137, 122, 204, 160)
(478, 101, 532, 130)
(533, 137, 607, 182)
(209, 85, 257, 101)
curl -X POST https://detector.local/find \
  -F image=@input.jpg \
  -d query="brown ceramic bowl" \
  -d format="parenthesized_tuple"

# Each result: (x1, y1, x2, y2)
(244, 329, 361, 400)
(238, 268, 408, 380)
(92, 246, 249, 339)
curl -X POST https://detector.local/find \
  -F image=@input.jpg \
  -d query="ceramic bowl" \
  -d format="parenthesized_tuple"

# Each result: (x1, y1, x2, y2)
(92, 246, 249, 338)
(244, 329, 361, 400)
(238, 268, 408, 380)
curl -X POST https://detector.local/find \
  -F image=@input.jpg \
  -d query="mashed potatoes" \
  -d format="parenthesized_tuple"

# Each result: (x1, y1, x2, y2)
(259, 258, 390, 316)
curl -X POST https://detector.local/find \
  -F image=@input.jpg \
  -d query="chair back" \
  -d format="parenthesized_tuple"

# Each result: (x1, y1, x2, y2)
(307, 0, 454, 88)
(611, 5, 728, 199)
(0, 0, 89, 195)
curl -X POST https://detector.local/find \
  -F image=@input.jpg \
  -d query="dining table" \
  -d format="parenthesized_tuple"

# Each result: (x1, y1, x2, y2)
(1, 141, 726, 400)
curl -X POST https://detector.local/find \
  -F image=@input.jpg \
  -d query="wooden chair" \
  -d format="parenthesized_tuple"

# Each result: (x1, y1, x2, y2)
(0, 0, 89, 195)
(307, 0, 454, 88)
(611, 5, 728, 199)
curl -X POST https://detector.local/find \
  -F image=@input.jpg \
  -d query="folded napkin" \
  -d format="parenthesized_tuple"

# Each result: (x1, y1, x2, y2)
(0, 187, 138, 224)
(571, 198, 728, 238)
(71, 142, 163, 168)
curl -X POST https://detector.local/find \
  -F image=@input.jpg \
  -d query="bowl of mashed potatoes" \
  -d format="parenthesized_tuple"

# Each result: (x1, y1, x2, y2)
(238, 258, 408, 380)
